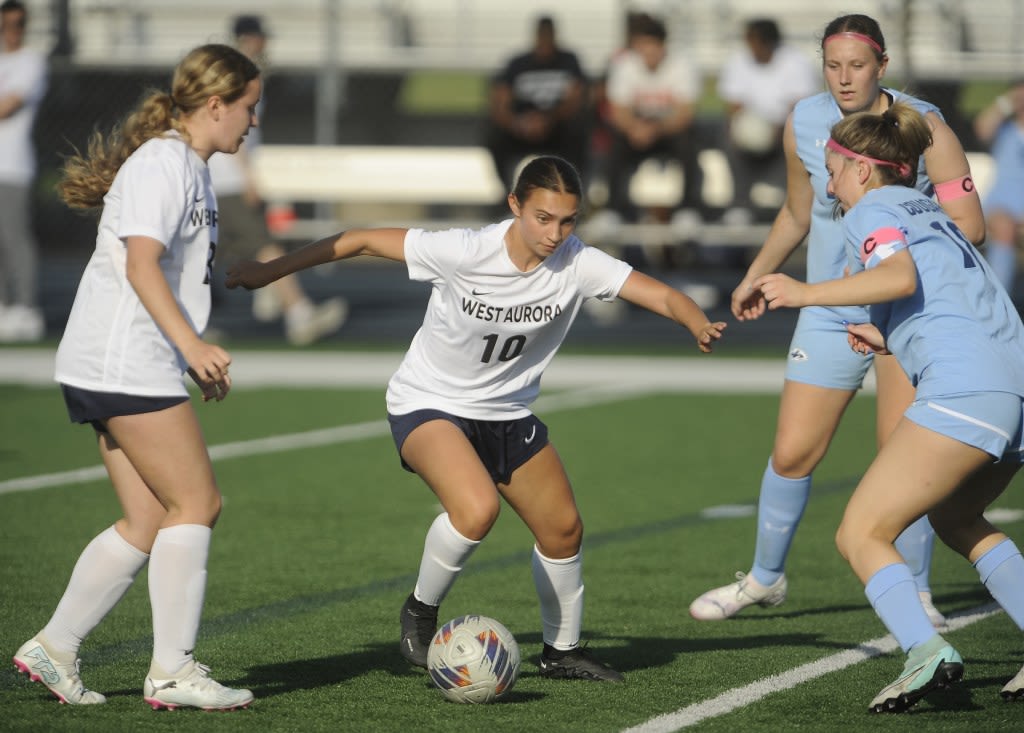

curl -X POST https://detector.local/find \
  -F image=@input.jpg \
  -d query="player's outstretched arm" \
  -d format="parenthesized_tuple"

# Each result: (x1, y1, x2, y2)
(226, 228, 408, 290)
(617, 270, 726, 353)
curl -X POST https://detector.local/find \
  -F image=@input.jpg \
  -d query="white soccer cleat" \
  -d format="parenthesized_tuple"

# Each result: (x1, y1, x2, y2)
(689, 572, 788, 620)
(918, 591, 948, 630)
(144, 659, 253, 711)
(285, 297, 348, 346)
(251, 287, 283, 322)
(13, 636, 106, 705)
(1001, 663, 1024, 701)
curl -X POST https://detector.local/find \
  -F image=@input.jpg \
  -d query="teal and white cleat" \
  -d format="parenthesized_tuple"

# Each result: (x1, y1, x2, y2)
(870, 644, 963, 713)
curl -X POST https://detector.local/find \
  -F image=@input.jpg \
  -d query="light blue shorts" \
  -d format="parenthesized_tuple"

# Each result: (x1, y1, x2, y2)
(905, 392, 1024, 461)
(784, 306, 872, 390)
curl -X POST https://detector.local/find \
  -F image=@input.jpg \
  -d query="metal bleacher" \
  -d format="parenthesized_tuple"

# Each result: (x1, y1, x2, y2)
(48, 0, 1024, 78)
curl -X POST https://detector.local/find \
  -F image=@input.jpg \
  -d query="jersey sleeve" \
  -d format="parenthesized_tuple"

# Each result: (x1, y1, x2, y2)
(117, 146, 189, 249)
(404, 227, 466, 283)
(574, 244, 633, 301)
(846, 206, 909, 270)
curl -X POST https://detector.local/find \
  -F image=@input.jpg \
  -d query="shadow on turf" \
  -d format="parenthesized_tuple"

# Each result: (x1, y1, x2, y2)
(238, 641, 542, 702)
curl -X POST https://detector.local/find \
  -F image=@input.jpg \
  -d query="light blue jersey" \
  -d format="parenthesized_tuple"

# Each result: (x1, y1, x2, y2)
(984, 119, 1024, 219)
(843, 185, 1024, 401)
(784, 90, 941, 388)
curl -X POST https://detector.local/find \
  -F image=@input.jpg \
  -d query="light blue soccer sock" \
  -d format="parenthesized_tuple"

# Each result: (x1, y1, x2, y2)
(975, 538, 1024, 629)
(985, 240, 1016, 294)
(751, 459, 811, 587)
(865, 563, 938, 653)
(894, 515, 936, 594)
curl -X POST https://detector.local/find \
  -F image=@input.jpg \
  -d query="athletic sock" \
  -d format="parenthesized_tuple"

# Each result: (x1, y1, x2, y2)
(865, 563, 937, 653)
(41, 525, 148, 657)
(895, 515, 936, 594)
(532, 546, 583, 651)
(413, 513, 480, 607)
(148, 524, 211, 675)
(975, 538, 1024, 629)
(751, 459, 810, 586)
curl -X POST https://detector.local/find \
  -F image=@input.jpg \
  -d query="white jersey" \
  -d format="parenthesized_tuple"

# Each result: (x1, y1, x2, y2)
(0, 45, 47, 184)
(386, 220, 632, 419)
(55, 133, 218, 397)
(717, 44, 818, 126)
(606, 49, 701, 120)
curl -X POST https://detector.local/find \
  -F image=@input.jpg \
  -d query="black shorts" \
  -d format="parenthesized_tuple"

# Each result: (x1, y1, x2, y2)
(61, 384, 189, 433)
(387, 409, 549, 485)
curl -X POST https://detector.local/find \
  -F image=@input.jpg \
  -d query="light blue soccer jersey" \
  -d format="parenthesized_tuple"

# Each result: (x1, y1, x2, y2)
(792, 90, 940, 324)
(984, 119, 1024, 219)
(843, 185, 1024, 399)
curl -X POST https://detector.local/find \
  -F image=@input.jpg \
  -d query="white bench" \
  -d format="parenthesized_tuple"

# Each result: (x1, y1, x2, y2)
(247, 144, 773, 250)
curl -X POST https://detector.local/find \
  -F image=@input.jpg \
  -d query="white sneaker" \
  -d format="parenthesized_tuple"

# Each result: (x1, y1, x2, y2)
(1002, 663, 1024, 700)
(722, 207, 754, 227)
(0, 304, 45, 343)
(13, 636, 106, 705)
(583, 209, 623, 242)
(670, 208, 703, 238)
(285, 297, 348, 346)
(252, 287, 283, 322)
(144, 659, 253, 710)
(689, 572, 788, 620)
(918, 591, 948, 630)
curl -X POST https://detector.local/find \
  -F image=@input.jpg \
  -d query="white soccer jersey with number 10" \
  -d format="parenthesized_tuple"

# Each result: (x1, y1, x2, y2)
(386, 220, 633, 420)
(55, 133, 218, 397)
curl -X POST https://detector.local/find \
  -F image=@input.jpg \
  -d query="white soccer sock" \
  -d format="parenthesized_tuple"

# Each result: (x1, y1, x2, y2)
(41, 525, 149, 658)
(532, 546, 584, 651)
(148, 524, 211, 675)
(413, 513, 480, 607)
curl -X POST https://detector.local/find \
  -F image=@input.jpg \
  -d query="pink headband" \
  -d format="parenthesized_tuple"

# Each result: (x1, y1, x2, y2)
(826, 138, 912, 178)
(824, 31, 884, 55)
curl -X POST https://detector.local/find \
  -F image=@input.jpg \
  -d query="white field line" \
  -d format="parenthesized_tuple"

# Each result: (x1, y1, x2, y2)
(621, 602, 1004, 733)
(0, 381, 660, 495)
(0, 348, 806, 494)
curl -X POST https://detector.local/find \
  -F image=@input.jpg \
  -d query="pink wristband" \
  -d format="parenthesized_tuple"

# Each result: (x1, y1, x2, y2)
(934, 175, 975, 202)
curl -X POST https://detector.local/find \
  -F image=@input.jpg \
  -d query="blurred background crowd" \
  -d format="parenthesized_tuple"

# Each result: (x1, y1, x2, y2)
(3, 0, 1023, 347)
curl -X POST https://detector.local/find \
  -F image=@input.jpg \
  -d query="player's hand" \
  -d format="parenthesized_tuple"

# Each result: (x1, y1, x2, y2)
(184, 341, 232, 401)
(730, 275, 767, 321)
(846, 322, 889, 355)
(752, 273, 806, 310)
(225, 260, 274, 290)
(695, 320, 727, 353)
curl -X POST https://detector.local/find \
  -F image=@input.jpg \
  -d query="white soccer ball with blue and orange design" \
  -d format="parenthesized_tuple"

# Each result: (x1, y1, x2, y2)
(426, 615, 520, 703)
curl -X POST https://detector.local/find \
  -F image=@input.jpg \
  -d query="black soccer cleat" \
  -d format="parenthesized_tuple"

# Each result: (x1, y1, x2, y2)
(399, 593, 438, 668)
(538, 643, 624, 683)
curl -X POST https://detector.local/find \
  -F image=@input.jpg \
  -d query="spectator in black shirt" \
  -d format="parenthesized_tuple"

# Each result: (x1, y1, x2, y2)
(484, 16, 588, 191)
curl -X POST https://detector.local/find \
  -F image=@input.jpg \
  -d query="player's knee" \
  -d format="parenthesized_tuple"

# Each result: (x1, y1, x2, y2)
(538, 515, 583, 558)
(769, 447, 815, 478)
(449, 499, 500, 541)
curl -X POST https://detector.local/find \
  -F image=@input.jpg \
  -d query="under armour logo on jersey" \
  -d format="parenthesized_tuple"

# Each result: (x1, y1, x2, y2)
(815, 139, 829, 148)
(788, 348, 808, 362)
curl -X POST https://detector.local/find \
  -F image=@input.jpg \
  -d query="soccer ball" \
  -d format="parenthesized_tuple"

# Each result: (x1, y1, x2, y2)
(426, 615, 520, 704)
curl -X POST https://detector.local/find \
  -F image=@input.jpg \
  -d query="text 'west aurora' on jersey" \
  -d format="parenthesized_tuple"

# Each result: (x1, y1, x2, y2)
(462, 297, 565, 324)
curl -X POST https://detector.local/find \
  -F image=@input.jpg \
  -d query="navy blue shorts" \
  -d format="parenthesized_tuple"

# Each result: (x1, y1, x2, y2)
(61, 384, 189, 433)
(387, 409, 549, 485)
